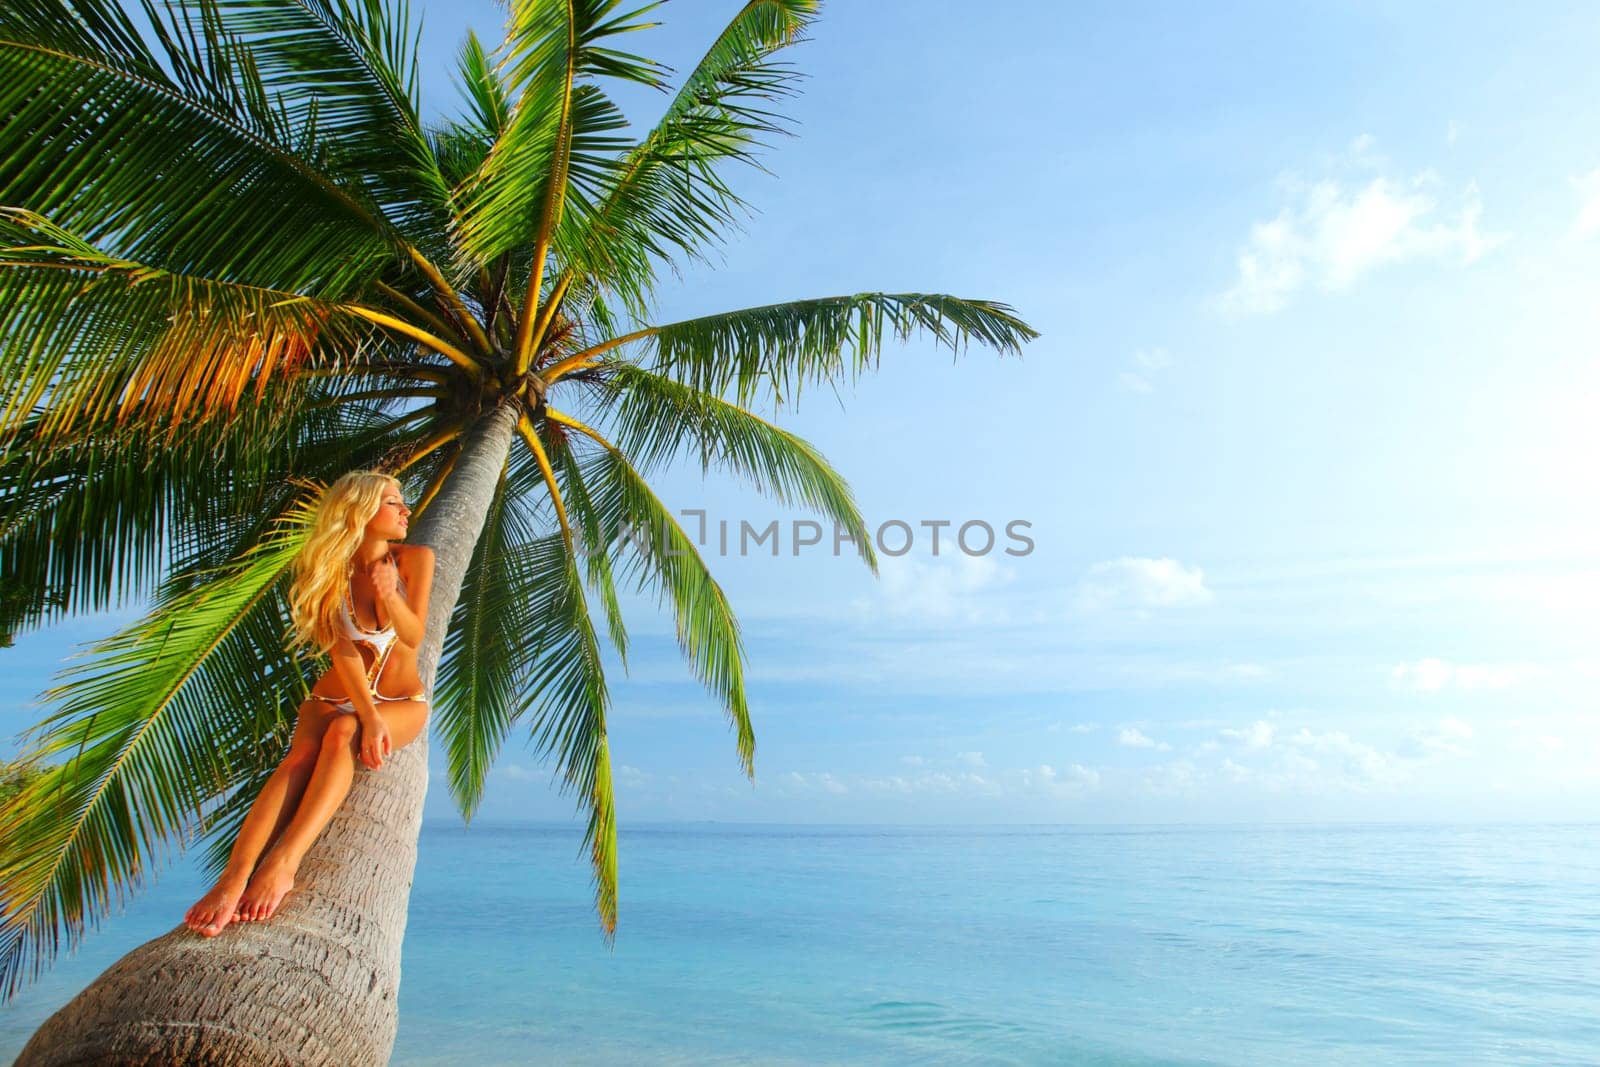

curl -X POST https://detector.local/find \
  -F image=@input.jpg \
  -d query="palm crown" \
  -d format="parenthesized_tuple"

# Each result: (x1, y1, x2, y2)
(0, 0, 1037, 999)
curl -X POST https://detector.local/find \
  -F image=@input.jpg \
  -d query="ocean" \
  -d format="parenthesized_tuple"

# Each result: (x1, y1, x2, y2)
(3, 822, 1597, 1064)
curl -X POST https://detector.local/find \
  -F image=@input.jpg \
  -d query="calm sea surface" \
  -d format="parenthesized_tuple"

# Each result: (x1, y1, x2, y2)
(3, 822, 1597, 1065)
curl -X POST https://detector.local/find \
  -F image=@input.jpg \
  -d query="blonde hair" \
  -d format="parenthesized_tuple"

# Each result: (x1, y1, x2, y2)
(286, 470, 400, 655)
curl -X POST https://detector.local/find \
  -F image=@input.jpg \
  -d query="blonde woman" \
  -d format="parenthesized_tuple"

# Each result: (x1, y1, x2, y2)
(184, 470, 435, 937)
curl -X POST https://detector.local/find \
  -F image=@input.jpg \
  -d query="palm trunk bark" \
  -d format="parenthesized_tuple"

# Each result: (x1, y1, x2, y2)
(15, 396, 525, 1067)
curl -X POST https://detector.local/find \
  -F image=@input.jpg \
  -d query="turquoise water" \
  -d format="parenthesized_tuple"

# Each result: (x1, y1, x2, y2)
(3, 822, 1597, 1064)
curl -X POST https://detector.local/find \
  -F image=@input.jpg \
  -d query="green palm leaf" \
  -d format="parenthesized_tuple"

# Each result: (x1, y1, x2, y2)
(558, 291, 1039, 410)
(541, 417, 754, 778)
(452, 0, 663, 269)
(0, 1, 400, 295)
(0, 209, 383, 445)
(554, 0, 818, 312)
(192, 0, 453, 250)
(514, 529, 617, 938)
(0, 492, 319, 998)
(592, 362, 877, 571)
(545, 427, 630, 668)
(433, 454, 541, 822)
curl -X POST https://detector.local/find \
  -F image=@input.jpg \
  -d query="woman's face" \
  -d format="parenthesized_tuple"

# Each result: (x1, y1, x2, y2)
(365, 482, 411, 539)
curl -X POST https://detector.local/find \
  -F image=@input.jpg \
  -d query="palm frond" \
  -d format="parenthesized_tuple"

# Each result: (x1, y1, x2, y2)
(451, 29, 511, 140)
(0, 1, 404, 295)
(542, 420, 754, 779)
(559, 292, 1040, 409)
(0, 492, 319, 1000)
(512, 530, 617, 940)
(0, 209, 385, 445)
(544, 426, 629, 669)
(453, 0, 663, 271)
(433, 452, 543, 822)
(554, 0, 818, 313)
(581, 362, 876, 572)
(190, 0, 457, 257)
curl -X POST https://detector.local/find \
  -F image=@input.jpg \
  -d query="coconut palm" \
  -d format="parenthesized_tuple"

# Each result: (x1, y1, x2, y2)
(0, 0, 1036, 1060)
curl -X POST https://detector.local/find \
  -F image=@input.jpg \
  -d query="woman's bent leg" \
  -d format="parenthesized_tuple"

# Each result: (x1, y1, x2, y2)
(184, 704, 327, 936)
(236, 699, 428, 922)
(236, 713, 361, 921)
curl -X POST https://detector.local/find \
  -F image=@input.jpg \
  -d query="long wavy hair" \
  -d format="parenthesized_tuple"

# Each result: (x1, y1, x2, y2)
(286, 470, 399, 655)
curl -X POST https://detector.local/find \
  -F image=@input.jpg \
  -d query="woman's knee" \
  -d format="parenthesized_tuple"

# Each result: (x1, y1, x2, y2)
(321, 713, 361, 753)
(280, 740, 320, 776)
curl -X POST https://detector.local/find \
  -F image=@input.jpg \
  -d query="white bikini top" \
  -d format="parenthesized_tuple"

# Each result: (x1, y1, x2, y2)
(341, 556, 418, 700)
(341, 571, 406, 658)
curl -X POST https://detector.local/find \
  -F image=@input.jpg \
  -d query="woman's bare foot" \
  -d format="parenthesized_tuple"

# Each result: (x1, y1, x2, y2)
(184, 874, 249, 937)
(236, 850, 297, 922)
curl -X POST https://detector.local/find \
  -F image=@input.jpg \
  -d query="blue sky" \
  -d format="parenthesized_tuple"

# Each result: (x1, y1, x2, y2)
(6, 1, 1600, 828)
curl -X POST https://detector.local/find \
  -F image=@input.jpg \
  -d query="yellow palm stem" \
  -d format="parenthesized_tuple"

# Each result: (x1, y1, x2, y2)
(513, 240, 552, 376)
(341, 306, 482, 378)
(373, 282, 471, 352)
(527, 273, 573, 364)
(544, 325, 652, 382)
(394, 424, 463, 474)
(543, 406, 615, 455)
(516, 412, 572, 548)
(514, 12, 578, 376)
(406, 249, 493, 356)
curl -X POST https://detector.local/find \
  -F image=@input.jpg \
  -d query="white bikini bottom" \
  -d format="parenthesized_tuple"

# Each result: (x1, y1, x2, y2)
(308, 694, 427, 716)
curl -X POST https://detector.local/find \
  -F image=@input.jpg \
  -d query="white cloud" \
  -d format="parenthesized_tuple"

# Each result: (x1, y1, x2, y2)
(1220, 135, 1502, 316)
(1446, 120, 1463, 147)
(1117, 727, 1171, 751)
(1397, 716, 1476, 760)
(1118, 727, 1154, 747)
(1282, 727, 1396, 786)
(1020, 763, 1101, 793)
(817, 761, 1104, 803)
(955, 750, 988, 768)
(1117, 347, 1172, 394)
(1391, 658, 1550, 692)
(781, 770, 851, 795)
(899, 755, 926, 767)
(1571, 167, 1600, 240)
(1076, 557, 1212, 612)
(1221, 720, 1276, 750)
(851, 552, 1017, 625)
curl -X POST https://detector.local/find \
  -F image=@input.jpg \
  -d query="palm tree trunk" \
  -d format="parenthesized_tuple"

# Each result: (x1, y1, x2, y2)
(15, 397, 525, 1067)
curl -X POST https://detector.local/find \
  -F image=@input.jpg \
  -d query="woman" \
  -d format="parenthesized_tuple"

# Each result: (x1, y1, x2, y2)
(184, 470, 435, 937)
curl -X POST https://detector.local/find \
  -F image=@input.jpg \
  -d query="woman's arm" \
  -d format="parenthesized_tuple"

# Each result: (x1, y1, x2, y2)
(380, 545, 434, 650)
(328, 635, 383, 721)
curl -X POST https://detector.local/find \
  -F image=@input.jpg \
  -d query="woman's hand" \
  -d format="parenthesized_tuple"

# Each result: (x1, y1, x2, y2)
(359, 714, 393, 770)
(369, 554, 400, 602)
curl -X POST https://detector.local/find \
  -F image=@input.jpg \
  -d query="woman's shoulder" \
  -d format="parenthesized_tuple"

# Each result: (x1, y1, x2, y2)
(393, 543, 435, 577)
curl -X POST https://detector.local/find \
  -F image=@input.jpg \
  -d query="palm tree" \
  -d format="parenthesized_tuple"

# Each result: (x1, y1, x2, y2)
(0, 0, 1037, 1061)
